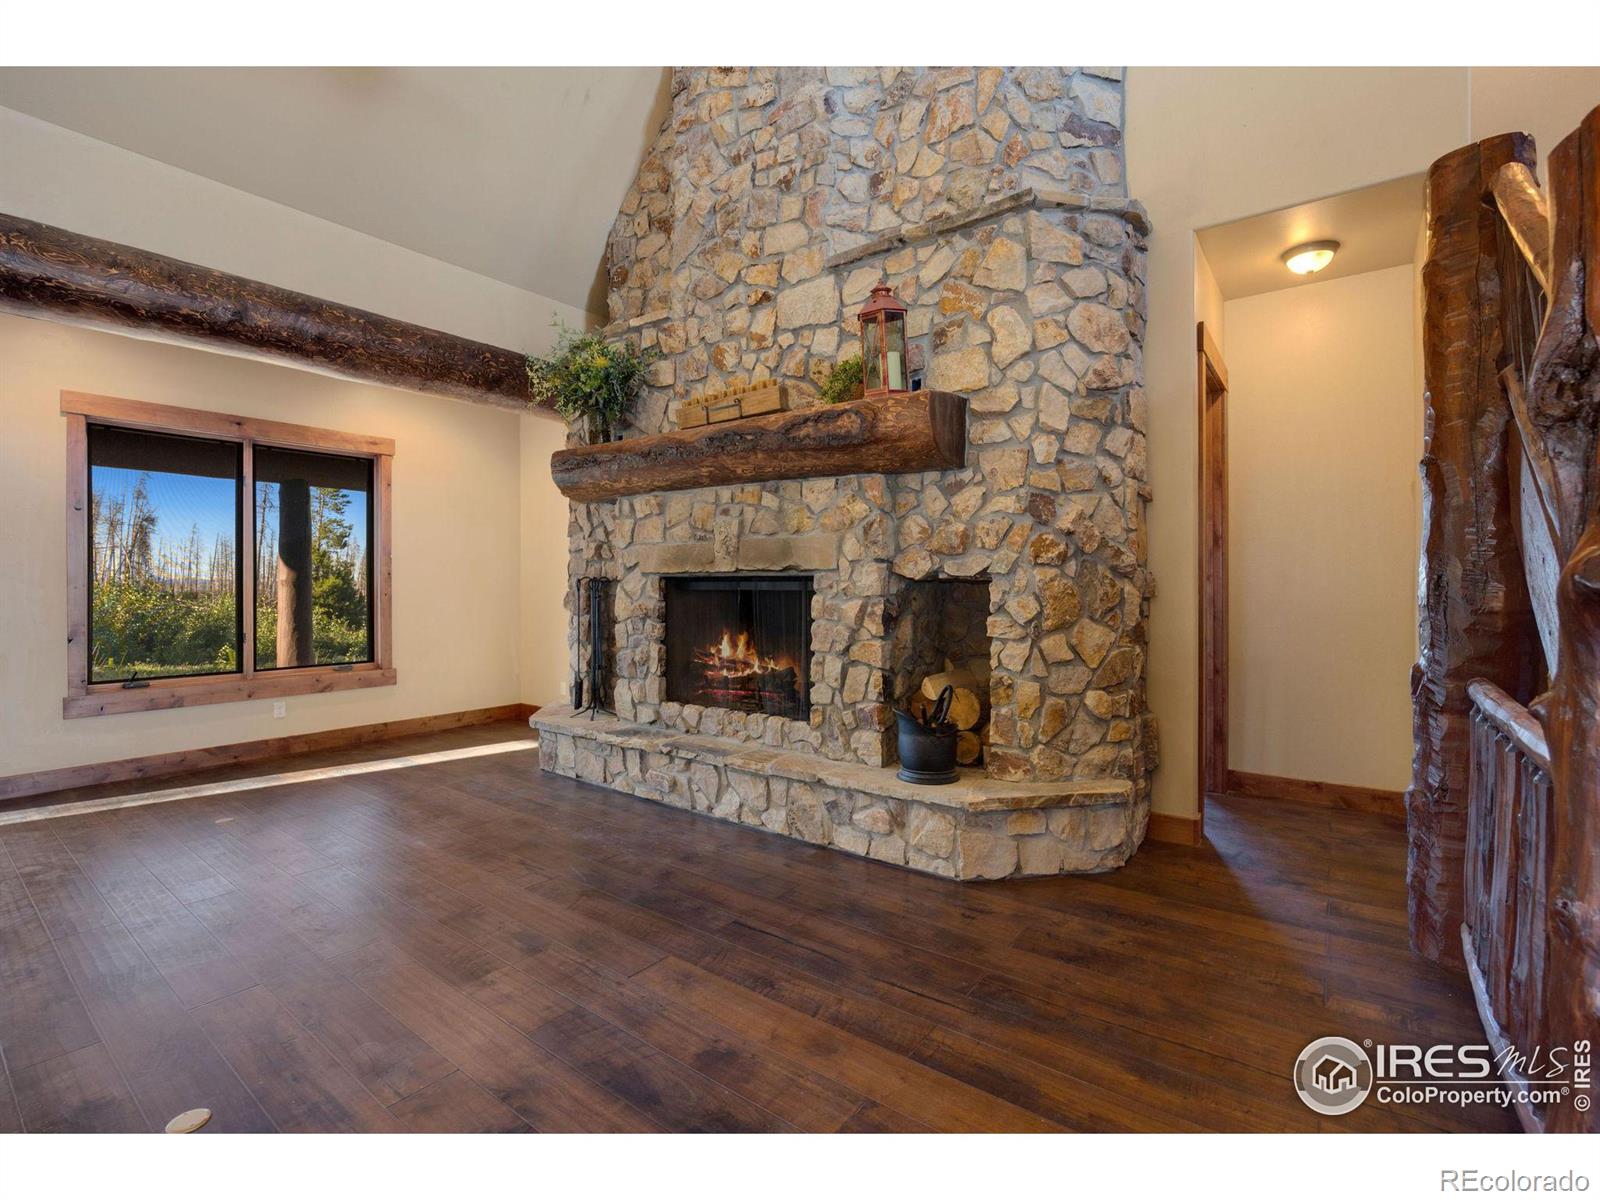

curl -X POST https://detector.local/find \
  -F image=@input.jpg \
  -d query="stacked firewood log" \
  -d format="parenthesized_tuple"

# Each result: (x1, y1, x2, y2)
(908, 656, 991, 766)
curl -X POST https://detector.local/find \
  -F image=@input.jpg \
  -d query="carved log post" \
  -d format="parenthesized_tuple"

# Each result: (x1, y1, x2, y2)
(1408, 135, 1542, 964)
(1534, 110, 1600, 1133)
(1545, 504, 1600, 1133)
(276, 478, 315, 668)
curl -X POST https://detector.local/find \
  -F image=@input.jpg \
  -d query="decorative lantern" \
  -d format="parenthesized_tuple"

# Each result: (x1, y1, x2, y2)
(858, 283, 908, 398)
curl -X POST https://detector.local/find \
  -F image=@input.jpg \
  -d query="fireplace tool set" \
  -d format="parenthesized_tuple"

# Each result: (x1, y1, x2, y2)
(573, 576, 609, 719)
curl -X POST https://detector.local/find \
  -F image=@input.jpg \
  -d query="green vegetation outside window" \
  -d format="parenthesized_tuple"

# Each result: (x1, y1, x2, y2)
(87, 425, 244, 683)
(252, 446, 374, 671)
(85, 425, 376, 685)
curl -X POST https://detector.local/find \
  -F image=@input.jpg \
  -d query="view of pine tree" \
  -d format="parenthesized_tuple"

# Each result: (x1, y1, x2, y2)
(253, 481, 370, 668)
(311, 485, 367, 629)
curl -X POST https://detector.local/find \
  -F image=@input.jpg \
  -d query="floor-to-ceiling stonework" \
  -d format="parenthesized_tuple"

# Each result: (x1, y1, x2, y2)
(539, 67, 1156, 879)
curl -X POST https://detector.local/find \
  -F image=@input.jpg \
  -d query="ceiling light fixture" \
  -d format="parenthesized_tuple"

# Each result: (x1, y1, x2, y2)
(1281, 240, 1340, 276)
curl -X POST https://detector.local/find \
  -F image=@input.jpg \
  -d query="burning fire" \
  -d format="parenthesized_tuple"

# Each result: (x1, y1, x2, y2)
(694, 629, 790, 679)
(678, 622, 804, 716)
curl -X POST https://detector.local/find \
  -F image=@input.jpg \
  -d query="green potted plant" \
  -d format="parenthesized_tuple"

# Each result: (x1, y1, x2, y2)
(526, 321, 658, 444)
(818, 354, 864, 405)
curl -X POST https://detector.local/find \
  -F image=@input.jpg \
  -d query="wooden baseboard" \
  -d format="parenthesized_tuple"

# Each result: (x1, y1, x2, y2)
(1146, 810, 1203, 846)
(1226, 769, 1404, 816)
(0, 703, 539, 805)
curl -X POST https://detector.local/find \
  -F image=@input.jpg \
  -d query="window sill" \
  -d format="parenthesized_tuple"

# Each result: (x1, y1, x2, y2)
(63, 664, 397, 719)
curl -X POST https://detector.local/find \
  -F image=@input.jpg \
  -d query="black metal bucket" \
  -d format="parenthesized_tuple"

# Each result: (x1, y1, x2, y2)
(894, 709, 959, 785)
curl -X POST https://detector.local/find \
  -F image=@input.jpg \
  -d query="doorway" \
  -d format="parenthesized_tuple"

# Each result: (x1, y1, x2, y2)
(1193, 177, 1425, 819)
(1197, 322, 1228, 821)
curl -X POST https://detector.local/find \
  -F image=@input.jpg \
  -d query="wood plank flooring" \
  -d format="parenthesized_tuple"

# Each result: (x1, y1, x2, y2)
(0, 721, 1517, 1132)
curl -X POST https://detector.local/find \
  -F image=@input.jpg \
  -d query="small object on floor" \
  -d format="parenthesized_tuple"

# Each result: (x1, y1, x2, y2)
(165, 1107, 212, 1133)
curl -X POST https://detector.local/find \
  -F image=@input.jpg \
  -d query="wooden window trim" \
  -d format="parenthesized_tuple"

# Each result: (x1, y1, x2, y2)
(62, 391, 396, 718)
(62, 391, 395, 457)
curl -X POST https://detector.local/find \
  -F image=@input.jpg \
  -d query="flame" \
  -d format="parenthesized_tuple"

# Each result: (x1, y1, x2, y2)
(694, 628, 788, 678)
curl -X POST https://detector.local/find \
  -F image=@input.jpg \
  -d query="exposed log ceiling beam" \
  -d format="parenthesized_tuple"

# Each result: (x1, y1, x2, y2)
(0, 212, 533, 410)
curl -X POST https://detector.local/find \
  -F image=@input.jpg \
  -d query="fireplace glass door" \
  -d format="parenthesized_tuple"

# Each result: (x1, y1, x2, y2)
(664, 575, 813, 719)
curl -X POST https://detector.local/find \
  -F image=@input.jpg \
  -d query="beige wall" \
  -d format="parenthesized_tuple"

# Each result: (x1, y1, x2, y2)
(0, 108, 586, 778)
(519, 415, 574, 708)
(1126, 66, 1600, 820)
(1223, 266, 1419, 791)
(1470, 68, 1600, 181)
(0, 314, 531, 777)
(1195, 243, 1225, 346)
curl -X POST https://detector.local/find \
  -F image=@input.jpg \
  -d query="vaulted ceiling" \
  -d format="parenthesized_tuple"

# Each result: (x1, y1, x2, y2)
(0, 67, 671, 315)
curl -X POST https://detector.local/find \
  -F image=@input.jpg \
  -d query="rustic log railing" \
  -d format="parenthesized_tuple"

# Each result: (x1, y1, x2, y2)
(1411, 105, 1598, 1134)
(1461, 679, 1555, 1133)
(1406, 134, 1542, 965)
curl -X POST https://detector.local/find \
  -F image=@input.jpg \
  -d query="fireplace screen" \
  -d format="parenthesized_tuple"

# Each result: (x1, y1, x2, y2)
(664, 575, 813, 719)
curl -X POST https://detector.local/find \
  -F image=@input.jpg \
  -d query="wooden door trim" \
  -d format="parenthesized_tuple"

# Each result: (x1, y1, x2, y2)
(1197, 321, 1229, 819)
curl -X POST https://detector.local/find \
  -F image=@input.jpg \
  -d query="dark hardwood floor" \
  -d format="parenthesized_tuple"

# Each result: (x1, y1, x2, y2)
(0, 722, 1516, 1133)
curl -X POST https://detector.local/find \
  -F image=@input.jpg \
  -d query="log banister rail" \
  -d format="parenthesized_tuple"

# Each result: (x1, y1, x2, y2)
(1491, 161, 1553, 296)
(1462, 679, 1556, 1133)
(1465, 679, 1551, 772)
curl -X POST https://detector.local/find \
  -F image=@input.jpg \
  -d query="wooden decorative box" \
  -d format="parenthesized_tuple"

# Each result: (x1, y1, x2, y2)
(676, 382, 788, 429)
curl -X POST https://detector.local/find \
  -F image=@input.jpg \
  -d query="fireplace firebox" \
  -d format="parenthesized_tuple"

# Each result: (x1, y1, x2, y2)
(664, 575, 813, 719)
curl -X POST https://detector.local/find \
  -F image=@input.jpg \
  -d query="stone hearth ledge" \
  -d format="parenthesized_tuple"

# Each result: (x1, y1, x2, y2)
(531, 706, 1143, 880)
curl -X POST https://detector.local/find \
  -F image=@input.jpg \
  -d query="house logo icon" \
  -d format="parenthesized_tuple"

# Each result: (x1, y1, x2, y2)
(1294, 1037, 1374, 1115)
(1313, 1055, 1357, 1092)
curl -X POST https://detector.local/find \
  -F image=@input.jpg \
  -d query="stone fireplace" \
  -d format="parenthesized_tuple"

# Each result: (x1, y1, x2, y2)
(534, 66, 1154, 879)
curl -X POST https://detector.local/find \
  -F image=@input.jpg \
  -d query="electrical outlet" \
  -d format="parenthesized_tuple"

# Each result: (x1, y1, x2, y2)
(272, 701, 287, 719)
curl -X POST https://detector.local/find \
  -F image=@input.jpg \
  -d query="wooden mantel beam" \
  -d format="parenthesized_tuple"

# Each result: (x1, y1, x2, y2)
(550, 391, 969, 502)
(0, 211, 534, 410)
